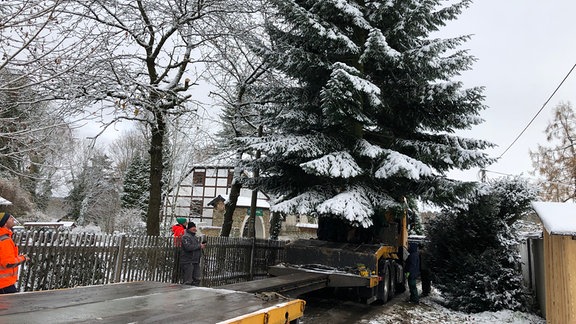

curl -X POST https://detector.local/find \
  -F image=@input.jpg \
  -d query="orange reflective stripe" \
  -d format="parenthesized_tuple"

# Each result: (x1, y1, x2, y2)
(0, 271, 15, 279)
(0, 265, 17, 271)
(0, 229, 19, 288)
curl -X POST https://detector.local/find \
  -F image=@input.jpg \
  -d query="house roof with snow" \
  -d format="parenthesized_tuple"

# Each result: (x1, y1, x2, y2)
(0, 196, 12, 205)
(23, 221, 75, 228)
(208, 194, 270, 209)
(531, 201, 576, 236)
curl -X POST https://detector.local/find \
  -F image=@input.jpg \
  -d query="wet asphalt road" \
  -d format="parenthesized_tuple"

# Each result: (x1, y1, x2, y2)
(298, 289, 407, 324)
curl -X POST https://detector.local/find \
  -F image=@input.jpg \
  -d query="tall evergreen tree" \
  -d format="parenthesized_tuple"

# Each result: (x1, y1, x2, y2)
(65, 151, 120, 230)
(121, 154, 150, 219)
(241, 0, 495, 228)
(65, 171, 87, 220)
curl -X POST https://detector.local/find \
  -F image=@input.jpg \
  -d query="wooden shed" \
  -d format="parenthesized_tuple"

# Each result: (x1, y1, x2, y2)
(531, 201, 576, 323)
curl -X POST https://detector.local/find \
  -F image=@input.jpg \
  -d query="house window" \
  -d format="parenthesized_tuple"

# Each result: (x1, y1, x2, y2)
(193, 171, 205, 186)
(190, 199, 203, 217)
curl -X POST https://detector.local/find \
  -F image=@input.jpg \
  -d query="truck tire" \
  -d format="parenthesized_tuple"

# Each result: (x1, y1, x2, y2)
(388, 264, 396, 300)
(395, 267, 406, 294)
(377, 261, 391, 303)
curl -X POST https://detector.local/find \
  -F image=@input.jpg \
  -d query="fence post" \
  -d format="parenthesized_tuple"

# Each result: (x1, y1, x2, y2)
(249, 237, 255, 281)
(113, 234, 126, 283)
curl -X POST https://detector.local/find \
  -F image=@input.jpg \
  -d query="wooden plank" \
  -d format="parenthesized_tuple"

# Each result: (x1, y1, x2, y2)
(0, 282, 304, 324)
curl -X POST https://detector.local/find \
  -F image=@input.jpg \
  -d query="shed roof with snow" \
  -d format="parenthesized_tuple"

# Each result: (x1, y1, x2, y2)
(531, 201, 576, 236)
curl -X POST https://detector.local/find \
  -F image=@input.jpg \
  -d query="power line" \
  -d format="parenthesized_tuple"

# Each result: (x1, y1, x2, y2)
(482, 169, 576, 188)
(498, 63, 576, 159)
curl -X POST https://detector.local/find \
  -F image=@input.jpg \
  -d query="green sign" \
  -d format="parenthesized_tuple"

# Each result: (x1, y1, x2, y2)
(246, 208, 264, 217)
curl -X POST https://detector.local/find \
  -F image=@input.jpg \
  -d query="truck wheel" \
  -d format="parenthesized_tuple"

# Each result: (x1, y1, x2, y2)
(388, 264, 396, 300)
(377, 262, 391, 303)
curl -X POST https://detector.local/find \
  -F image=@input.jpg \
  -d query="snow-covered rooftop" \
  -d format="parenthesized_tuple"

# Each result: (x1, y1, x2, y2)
(295, 222, 318, 229)
(218, 195, 270, 209)
(23, 221, 75, 228)
(531, 201, 576, 236)
(0, 196, 12, 205)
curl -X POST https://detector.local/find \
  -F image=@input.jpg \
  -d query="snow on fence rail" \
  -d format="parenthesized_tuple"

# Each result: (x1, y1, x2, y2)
(13, 230, 286, 292)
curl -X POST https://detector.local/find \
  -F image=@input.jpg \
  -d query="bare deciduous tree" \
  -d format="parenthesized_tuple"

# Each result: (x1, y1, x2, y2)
(49, 0, 252, 235)
(530, 101, 576, 202)
(1, 1, 90, 208)
(204, 3, 292, 237)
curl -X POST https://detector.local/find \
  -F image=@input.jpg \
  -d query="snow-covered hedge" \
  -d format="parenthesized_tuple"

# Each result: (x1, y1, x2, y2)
(426, 177, 539, 313)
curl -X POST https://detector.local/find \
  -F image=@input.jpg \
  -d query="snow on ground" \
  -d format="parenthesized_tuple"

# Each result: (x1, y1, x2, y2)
(361, 294, 545, 324)
(300, 285, 545, 324)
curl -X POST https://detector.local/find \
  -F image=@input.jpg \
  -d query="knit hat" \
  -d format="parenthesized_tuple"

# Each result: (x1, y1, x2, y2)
(0, 212, 10, 227)
(187, 222, 196, 229)
(176, 217, 187, 225)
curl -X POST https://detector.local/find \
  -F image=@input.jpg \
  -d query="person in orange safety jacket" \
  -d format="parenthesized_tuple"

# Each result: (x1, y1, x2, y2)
(171, 217, 188, 283)
(171, 218, 188, 247)
(0, 212, 29, 294)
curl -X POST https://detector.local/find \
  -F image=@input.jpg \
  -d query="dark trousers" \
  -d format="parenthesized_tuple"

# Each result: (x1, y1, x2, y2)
(0, 284, 17, 294)
(172, 248, 181, 284)
(408, 278, 419, 303)
(181, 262, 201, 285)
(421, 269, 431, 295)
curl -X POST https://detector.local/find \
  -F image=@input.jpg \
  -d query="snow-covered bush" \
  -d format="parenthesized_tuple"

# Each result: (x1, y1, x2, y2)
(70, 223, 103, 234)
(113, 208, 147, 235)
(0, 177, 34, 216)
(426, 177, 538, 313)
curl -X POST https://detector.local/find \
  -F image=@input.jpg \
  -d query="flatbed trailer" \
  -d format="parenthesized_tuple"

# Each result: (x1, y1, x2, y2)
(218, 272, 329, 298)
(0, 281, 305, 324)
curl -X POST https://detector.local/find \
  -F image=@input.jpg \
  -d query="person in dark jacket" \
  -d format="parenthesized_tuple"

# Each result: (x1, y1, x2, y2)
(405, 242, 420, 303)
(180, 222, 206, 285)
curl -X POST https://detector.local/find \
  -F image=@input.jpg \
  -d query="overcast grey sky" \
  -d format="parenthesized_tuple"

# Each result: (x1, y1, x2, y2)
(442, 0, 576, 182)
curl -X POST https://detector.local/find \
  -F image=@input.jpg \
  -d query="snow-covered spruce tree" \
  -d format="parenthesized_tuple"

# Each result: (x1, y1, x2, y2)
(121, 154, 150, 220)
(65, 149, 120, 231)
(426, 177, 539, 313)
(240, 0, 495, 232)
(408, 209, 425, 235)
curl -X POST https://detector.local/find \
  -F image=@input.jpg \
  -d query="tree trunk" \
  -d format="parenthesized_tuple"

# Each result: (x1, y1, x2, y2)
(247, 125, 262, 238)
(248, 188, 257, 238)
(221, 181, 241, 237)
(146, 110, 165, 236)
(269, 212, 281, 240)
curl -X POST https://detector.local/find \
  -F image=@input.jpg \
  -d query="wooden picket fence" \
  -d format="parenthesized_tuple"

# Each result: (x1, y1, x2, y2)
(13, 230, 286, 292)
